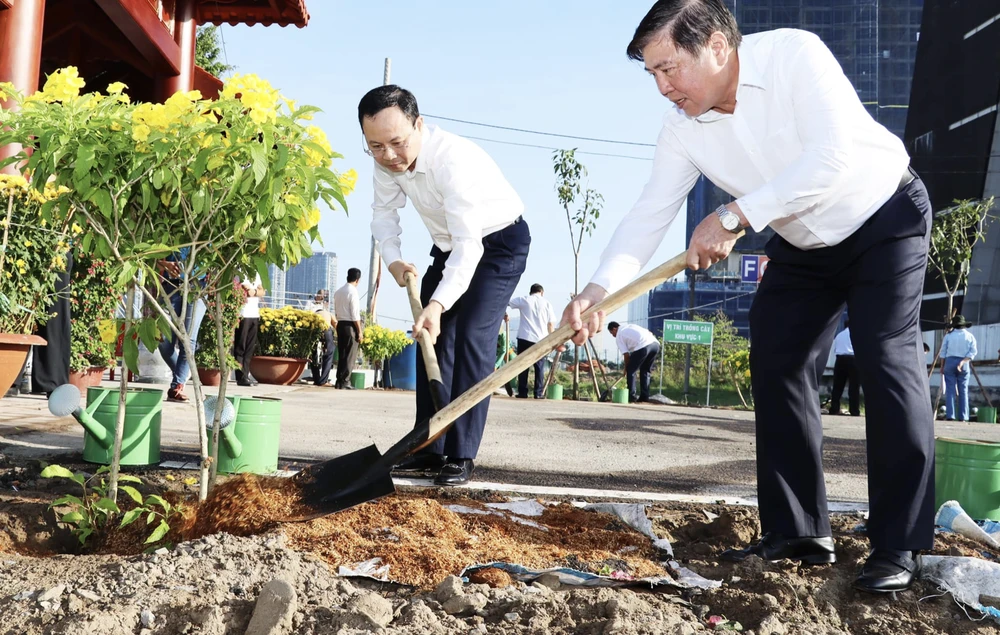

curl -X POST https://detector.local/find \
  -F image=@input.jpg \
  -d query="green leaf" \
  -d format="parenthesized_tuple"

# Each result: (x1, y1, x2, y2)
(137, 319, 159, 354)
(250, 144, 267, 185)
(120, 508, 144, 528)
(40, 465, 76, 480)
(95, 465, 111, 475)
(91, 189, 112, 219)
(78, 528, 93, 545)
(274, 143, 289, 173)
(50, 495, 86, 508)
(116, 474, 142, 484)
(192, 187, 207, 215)
(152, 167, 165, 189)
(120, 485, 144, 505)
(60, 511, 85, 524)
(73, 144, 96, 182)
(222, 165, 244, 205)
(145, 519, 171, 544)
(146, 511, 156, 525)
(192, 148, 213, 179)
(252, 256, 271, 292)
(141, 181, 152, 211)
(123, 331, 140, 374)
(94, 498, 120, 514)
(145, 494, 171, 516)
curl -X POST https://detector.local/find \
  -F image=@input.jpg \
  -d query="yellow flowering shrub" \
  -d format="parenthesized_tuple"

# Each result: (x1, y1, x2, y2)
(361, 324, 413, 367)
(0, 175, 75, 334)
(256, 307, 327, 359)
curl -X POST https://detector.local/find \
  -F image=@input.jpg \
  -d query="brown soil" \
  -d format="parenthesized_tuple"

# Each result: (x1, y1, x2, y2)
(178, 474, 666, 588)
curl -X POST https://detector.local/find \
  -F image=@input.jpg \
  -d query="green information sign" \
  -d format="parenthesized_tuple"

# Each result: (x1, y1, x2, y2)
(661, 320, 714, 345)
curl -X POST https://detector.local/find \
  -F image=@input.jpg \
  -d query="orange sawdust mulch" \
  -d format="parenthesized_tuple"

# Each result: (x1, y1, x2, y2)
(181, 474, 668, 589)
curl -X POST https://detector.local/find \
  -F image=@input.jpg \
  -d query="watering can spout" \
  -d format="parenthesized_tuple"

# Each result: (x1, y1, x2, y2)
(73, 409, 112, 449)
(222, 427, 244, 458)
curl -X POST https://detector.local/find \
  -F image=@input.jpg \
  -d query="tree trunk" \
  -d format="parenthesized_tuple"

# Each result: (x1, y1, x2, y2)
(107, 283, 136, 504)
(208, 291, 229, 492)
(572, 255, 579, 400)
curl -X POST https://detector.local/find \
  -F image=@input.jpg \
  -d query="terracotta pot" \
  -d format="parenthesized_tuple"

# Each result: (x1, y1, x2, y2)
(249, 356, 307, 386)
(68, 367, 106, 391)
(0, 333, 47, 398)
(197, 368, 222, 387)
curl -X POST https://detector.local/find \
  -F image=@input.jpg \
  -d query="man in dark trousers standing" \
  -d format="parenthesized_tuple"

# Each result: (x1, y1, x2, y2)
(829, 321, 860, 416)
(233, 273, 264, 387)
(31, 253, 72, 395)
(608, 321, 660, 403)
(361, 85, 529, 486)
(561, 0, 933, 593)
(333, 268, 363, 390)
(507, 283, 556, 398)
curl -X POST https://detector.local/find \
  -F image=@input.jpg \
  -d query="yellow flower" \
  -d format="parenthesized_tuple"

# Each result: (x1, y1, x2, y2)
(39, 66, 86, 102)
(744, 370, 751, 378)
(0, 81, 15, 101)
(303, 125, 333, 168)
(111, 122, 122, 131)
(71, 223, 83, 235)
(98, 320, 118, 344)
(132, 123, 150, 142)
(259, 241, 267, 253)
(107, 82, 127, 95)
(23, 240, 32, 247)
(338, 169, 358, 196)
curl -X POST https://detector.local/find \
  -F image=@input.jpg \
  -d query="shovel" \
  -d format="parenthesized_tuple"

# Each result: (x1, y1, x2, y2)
(293, 246, 706, 518)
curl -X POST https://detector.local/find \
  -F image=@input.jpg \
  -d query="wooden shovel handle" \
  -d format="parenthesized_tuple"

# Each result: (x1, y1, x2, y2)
(421, 246, 714, 444)
(404, 272, 444, 386)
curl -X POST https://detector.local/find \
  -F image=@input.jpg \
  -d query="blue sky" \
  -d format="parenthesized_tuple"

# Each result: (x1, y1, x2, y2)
(219, 2, 688, 356)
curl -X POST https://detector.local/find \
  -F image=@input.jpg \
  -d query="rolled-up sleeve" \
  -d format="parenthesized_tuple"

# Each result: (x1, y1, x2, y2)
(737, 32, 855, 231)
(589, 126, 700, 294)
(370, 166, 408, 266)
(427, 160, 489, 311)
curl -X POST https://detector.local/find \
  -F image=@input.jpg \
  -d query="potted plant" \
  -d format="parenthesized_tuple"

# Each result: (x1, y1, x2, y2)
(67, 256, 118, 390)
(0, 68, 353, 499)
(360, 324, 413, 388)
(252, 306, 327, 385)
(0, 174, 76, 396)
(194, 280, 244, 387)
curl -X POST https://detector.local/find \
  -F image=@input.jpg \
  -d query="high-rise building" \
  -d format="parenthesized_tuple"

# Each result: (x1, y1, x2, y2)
(635, 1, 925, 337)
(284, 251, 338, 309)
(264, 264, 286, 309)
(904, 0, 1000, 330)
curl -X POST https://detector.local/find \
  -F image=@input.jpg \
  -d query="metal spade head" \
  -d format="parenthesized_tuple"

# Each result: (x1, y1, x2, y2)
(294, 444, 396, 517)
(204, 396, 236, 429)
(48, 384, 82, 417)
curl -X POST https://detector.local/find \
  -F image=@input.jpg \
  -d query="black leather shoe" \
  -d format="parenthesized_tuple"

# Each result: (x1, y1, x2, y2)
(392, 452, 447, 473)
(434, 459, 474, 486)
(248, 374, 259, 386)
(720, 533, 836, 565)
(854, 549, 921, 593)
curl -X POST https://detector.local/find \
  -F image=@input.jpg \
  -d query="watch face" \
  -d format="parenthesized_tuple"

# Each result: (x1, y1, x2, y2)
(721, 212, 740, 231)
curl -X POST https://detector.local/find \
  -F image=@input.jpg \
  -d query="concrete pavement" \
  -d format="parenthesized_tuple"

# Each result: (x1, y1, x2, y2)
(3, 380, 1000, 503)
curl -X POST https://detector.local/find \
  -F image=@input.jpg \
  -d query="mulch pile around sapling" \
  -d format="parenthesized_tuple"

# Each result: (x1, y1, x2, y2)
(180, 473, 667, 588)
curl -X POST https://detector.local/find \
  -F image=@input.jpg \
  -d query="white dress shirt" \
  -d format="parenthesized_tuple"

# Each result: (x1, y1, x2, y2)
(615, 324, 658, 355)
(370, 124, 524, 311)
(239, 274, 262, 319)
(591, 29, 910, 294)
(833, 328, 854, 356)
(333, 283, 361, 322)
(508, 294, 556, 343)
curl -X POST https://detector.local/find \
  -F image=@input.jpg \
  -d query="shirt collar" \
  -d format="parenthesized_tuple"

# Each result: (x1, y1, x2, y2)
(694, 44, 766, 123)
(406, 124, 434, 178)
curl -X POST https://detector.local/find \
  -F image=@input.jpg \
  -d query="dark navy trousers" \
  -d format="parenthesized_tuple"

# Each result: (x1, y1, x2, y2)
(749, 176, 935, 550)
(416, 218, 530, 459)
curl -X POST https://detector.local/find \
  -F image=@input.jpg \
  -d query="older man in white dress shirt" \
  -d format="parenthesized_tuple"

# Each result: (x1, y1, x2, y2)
(360, 85, 530, 486)
(562, 0, 933, 593)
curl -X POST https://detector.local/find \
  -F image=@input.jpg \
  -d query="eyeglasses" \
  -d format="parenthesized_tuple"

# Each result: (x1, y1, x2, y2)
(363, 127, 418, 158)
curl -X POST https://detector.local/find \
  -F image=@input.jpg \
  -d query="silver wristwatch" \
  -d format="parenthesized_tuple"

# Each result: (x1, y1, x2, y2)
(715, 205, 743, 234)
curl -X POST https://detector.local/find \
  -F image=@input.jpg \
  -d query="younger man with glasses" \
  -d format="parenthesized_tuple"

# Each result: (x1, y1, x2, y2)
(359, 85, 530, 486)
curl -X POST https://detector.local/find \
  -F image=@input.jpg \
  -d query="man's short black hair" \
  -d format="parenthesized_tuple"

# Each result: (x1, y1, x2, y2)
(608, 321, 621, 332)
(627, 0, 742, 61)
(357, 85, 420, 128)
(530, 283, 544, 294)
(347, 268, 362, 283)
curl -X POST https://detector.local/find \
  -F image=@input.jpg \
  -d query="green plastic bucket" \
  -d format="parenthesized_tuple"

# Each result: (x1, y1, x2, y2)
(935, 437, 1000, 521)
(82, 387, 163, 466)
(351, 371, 366, 389)
(978, 407, 997, 424)
(546, 384, 563, 400)
(208, 396, 283, 475)
(612, 387, 630, 404)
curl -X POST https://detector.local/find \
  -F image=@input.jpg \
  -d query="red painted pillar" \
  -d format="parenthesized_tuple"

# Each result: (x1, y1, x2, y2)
(0, 0, 46, 169)
(155, 0, 196, 101)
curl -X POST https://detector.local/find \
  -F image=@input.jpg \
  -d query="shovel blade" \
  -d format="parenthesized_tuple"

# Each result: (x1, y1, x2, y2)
(296, 444, 396, 516)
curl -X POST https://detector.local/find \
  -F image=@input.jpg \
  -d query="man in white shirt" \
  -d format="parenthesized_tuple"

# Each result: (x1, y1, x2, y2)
(829, 321, 860, 417)
(507, 283, 556, 399)
(361, 85, 529, 486)
(234, 273, 265, 387)
(333, 268, 363, 390)
(608, 322, 660, 403)
(561, 0, 933, 593)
